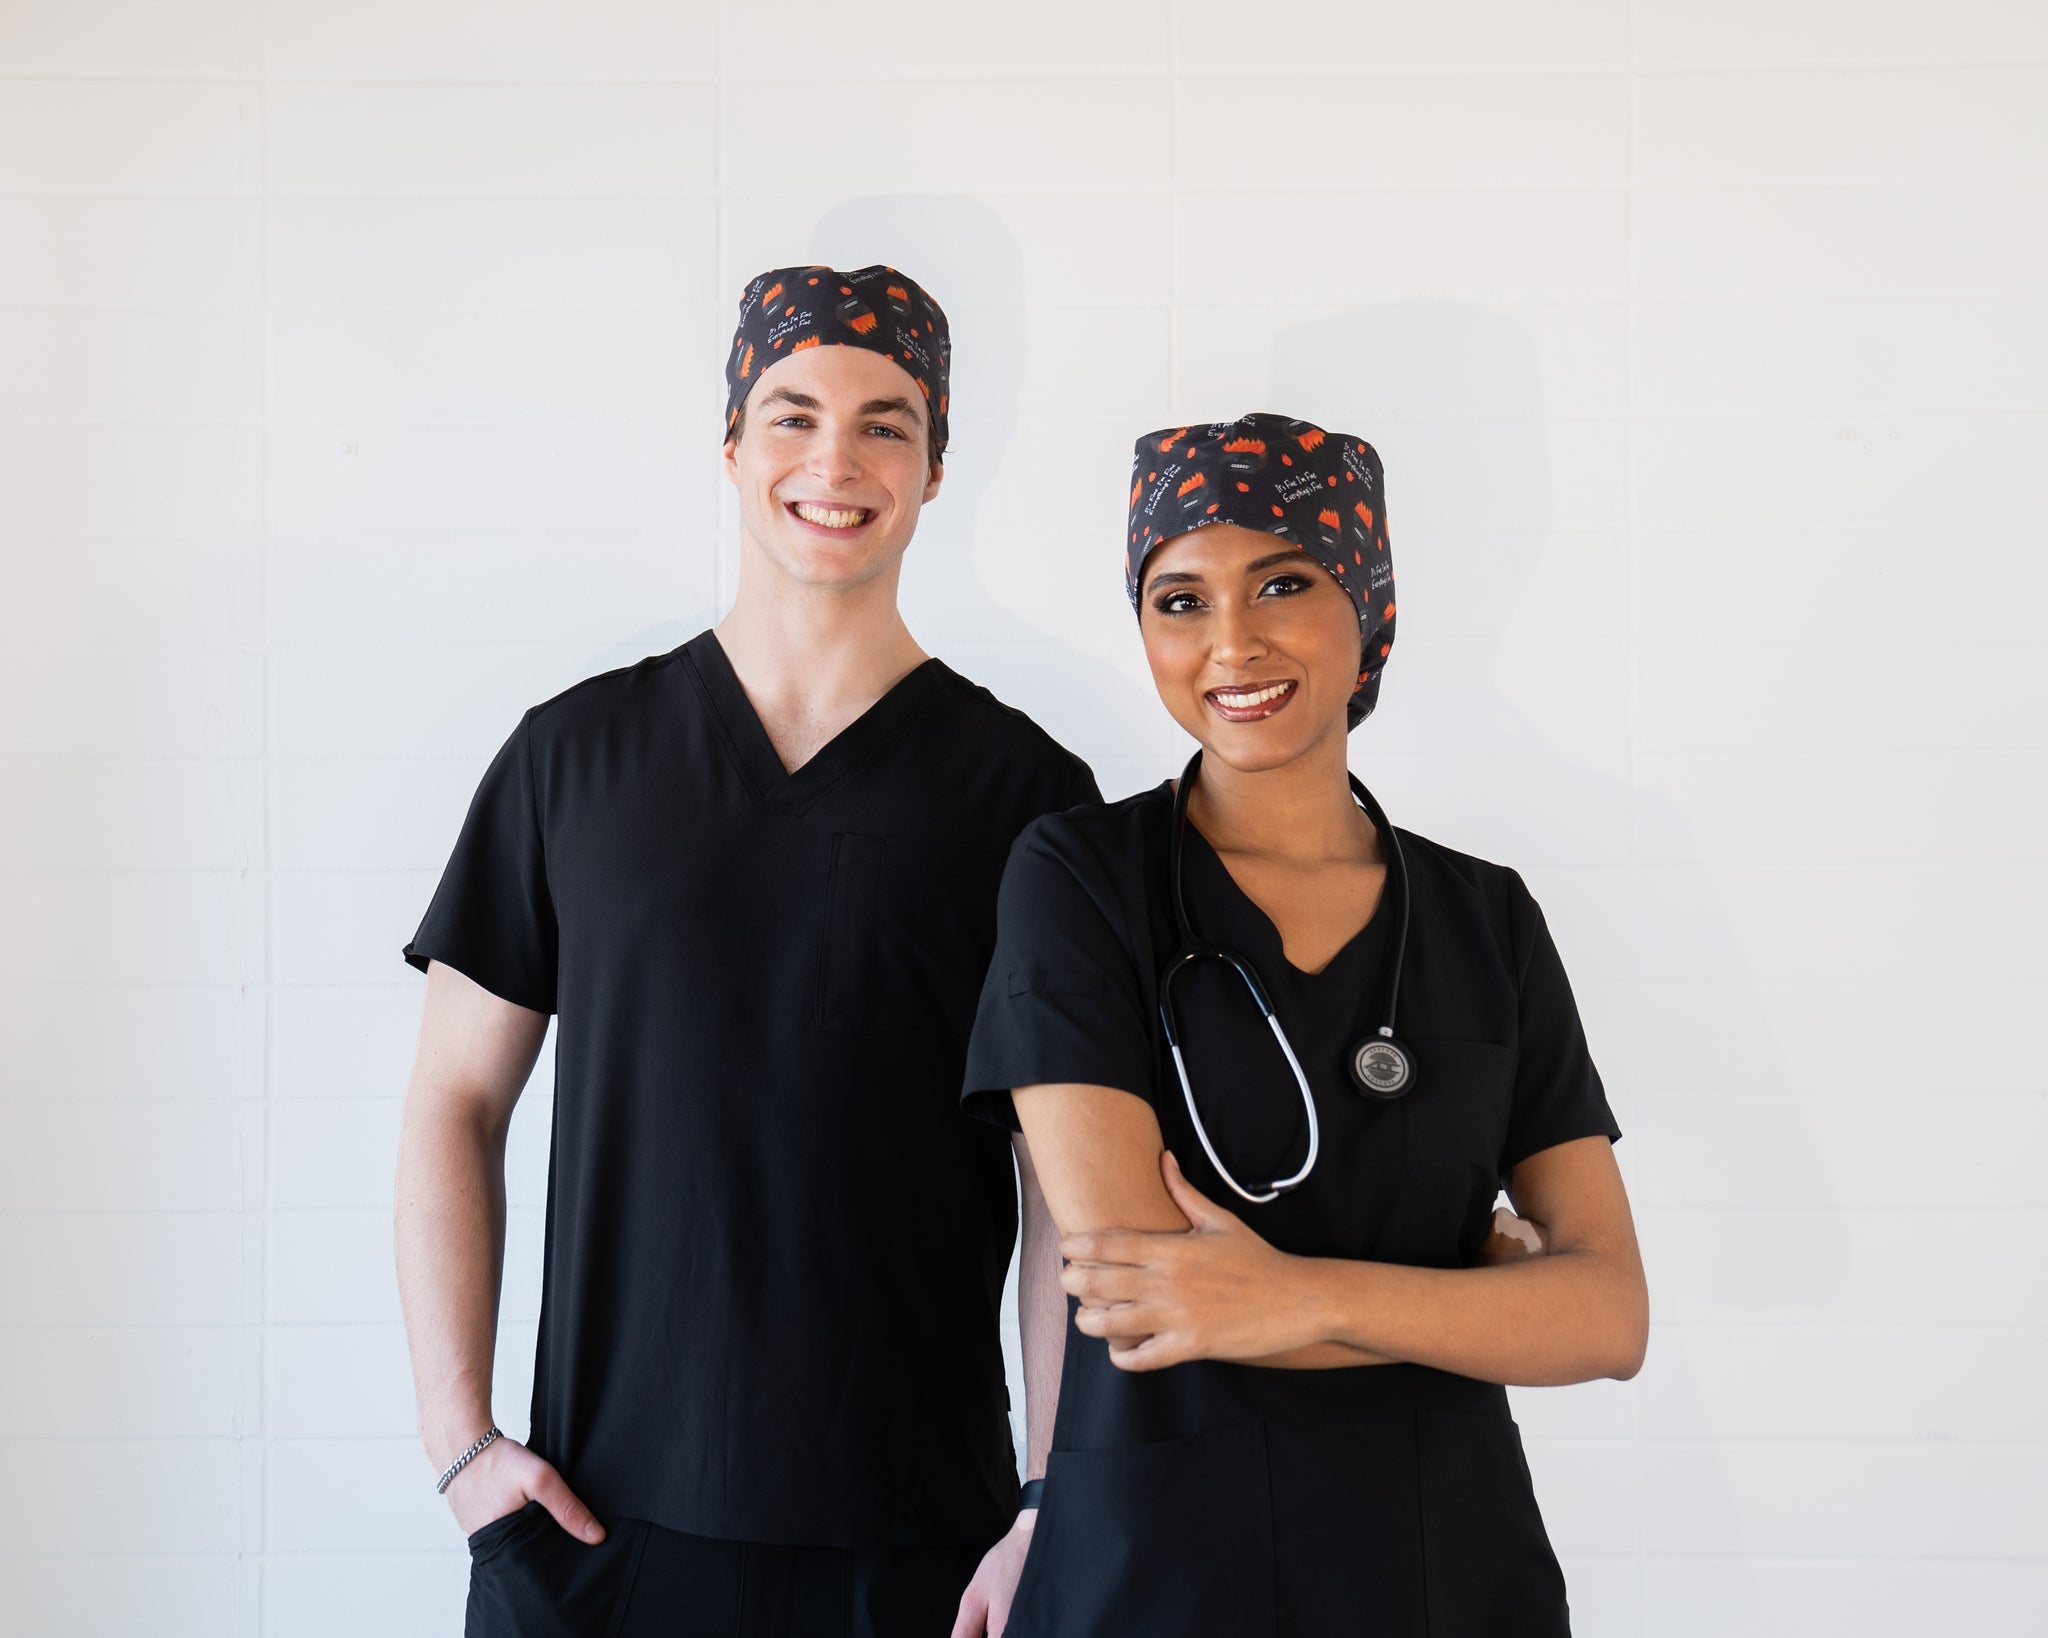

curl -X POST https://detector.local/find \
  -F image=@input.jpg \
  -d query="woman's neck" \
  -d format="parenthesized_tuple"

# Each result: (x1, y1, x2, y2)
(1184, 734, 1378, 869)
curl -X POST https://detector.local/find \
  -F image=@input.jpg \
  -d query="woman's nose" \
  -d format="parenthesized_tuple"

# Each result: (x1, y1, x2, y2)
(1208, 601, 1270, 664)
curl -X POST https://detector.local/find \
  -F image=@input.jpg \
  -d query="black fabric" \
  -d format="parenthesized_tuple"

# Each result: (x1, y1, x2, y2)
(463, 1502, 987, 1638)
(408, 632, 1096, 1548)
(961, 786, 1617, 1637)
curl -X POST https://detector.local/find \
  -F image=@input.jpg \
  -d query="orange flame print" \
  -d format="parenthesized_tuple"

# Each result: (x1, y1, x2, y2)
(1177, 473, 1208, 499)
(847, 312, 879, 335)
(1296, 430, 1325, 452)
(1222, 437, 1267, 456)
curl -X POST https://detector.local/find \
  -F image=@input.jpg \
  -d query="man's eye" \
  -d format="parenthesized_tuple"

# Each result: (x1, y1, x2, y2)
(869, 424, 905, 439)
(773, 416, 811, 429)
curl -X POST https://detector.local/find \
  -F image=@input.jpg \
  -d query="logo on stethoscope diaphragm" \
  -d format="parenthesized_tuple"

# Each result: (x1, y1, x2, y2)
(1351, 1039, 1412, 1098)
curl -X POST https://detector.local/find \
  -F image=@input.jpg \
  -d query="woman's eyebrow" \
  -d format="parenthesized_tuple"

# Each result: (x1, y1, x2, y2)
(1242, 550, 1311, 575)
(1146, 570, 1204, 588)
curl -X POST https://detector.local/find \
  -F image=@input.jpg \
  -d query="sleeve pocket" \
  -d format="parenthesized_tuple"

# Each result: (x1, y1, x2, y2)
(1007, 969, 1106, 998)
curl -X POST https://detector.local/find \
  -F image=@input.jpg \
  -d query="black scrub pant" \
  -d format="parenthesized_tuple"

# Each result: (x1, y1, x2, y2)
(463, 1501, 988, 1638)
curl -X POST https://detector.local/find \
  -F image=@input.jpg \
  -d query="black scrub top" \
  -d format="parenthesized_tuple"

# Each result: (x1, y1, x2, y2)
(405, 631, 1097, 1549)
(962, 785, 1620, 1638)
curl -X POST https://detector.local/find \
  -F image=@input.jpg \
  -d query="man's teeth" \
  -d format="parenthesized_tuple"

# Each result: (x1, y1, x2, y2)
(793, 503, 869, 528)
(1212, 682, 1294, 707)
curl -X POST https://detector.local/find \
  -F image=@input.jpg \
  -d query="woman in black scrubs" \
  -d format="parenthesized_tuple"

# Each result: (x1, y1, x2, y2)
(962, 415, 1647, 1637)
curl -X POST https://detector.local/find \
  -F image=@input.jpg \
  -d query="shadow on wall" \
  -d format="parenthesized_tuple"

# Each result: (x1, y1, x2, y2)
(1271, 302, 1846, 1632)
(595, 193, 1172, 793)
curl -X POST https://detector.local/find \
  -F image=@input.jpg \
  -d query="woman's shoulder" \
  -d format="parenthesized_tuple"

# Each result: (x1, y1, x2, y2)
(1394, 826, 1542, 926)
(1012, 781, 1173, 870)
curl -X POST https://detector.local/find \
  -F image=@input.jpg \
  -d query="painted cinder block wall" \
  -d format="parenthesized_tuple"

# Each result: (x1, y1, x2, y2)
(2, 2, 2043, 1632)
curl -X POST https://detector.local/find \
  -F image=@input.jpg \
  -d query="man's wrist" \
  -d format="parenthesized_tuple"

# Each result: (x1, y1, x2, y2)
(422, 1401, 498, 1472)
(435, 1426, 504, 1494)
(1016, 1477, 1045, 1514)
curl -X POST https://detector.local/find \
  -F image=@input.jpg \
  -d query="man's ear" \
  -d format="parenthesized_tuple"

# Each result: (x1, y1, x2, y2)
(922, 461, 944, 506)
(722, 435, 740, 486)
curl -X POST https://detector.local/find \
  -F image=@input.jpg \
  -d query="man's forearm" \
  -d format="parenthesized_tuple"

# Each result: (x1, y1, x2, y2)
(395, 1097, 512, 1468)
(1013, 1139, 1064, 1481)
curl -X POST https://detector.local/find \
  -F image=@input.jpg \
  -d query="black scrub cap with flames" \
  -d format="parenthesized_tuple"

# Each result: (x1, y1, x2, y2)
(1126, 413, 1397, 728)
(724, 264, 951, 458)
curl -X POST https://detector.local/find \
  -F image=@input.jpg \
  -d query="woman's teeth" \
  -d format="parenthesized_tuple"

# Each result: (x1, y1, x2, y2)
(1210, 681, 1294, 707)
(792, 502, 870, 529)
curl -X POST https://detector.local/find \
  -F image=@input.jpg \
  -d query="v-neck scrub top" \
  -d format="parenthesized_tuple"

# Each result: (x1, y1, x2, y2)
(961, 786, 1620, 1638)
(405, 632, 1097, 1549)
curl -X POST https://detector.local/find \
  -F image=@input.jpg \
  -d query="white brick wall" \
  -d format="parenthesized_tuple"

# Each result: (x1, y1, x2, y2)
(2, 3, 2042, 1632)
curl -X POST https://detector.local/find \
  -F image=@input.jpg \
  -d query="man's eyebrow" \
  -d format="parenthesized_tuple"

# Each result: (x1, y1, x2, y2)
(759, 387, 820, 411)
(858, 395, 921, 420)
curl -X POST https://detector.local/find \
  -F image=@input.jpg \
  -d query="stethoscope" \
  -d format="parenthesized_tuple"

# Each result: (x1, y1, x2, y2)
(1158, 750, 1417, 1205)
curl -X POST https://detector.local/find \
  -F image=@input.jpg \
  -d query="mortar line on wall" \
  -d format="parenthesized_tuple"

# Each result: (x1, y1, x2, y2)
(714, 0, 728, 620)
(251, 1, 274, 1629)
(1623, 15, 1647, 1626)
(1166, 5, 1179, 419)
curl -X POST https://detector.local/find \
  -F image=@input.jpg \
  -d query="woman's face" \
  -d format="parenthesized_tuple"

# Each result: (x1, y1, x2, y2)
(1139, 522, 1363, 772)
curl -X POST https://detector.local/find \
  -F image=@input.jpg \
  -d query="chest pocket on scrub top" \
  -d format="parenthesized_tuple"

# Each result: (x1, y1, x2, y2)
(1399, 1037, 1515, 1193)
(817, 832, 1009, 1037)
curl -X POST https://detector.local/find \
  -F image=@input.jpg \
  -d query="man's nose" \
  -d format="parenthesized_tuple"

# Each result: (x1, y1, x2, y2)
(807, 428, 867, 486)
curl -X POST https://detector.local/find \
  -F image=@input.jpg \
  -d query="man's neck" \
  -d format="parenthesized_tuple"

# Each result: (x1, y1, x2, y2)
(713, 552, 930, 775)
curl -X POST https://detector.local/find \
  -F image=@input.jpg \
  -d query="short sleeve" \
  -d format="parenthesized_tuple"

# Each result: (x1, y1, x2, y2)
(1066, 758, 1105, 811)
(402, 711, 558, 1015)
(960, 819, 1154, 1132)
(1500, 871, 1620, 1174)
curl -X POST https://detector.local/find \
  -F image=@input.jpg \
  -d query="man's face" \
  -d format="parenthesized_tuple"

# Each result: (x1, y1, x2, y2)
(722, 344, 944, 592)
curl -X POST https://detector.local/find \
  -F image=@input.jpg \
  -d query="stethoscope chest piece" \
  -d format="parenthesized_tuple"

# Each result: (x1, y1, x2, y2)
(1348, 1033, 1415, 1101)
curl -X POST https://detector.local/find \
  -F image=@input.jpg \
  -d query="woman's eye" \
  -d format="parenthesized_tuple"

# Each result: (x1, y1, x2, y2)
(1259, 574, 1310, 598)
(1153, 591, 1203, 616)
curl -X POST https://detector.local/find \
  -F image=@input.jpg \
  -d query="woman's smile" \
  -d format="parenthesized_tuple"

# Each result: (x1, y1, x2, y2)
(1205, 678, 1298, 722)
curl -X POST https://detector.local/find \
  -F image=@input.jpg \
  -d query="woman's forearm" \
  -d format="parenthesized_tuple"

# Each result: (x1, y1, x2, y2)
(1301, 1248, 1647, 1386)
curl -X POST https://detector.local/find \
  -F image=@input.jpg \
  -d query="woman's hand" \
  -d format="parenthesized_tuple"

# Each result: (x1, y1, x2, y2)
(1059, 1152, 1328, 1371)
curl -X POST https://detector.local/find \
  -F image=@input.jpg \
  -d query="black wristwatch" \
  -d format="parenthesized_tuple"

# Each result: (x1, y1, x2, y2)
(1018, 1478, 1045, 1512)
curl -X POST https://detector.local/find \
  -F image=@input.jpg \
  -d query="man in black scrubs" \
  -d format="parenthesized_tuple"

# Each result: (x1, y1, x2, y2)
(394, 265, 1095, 1637)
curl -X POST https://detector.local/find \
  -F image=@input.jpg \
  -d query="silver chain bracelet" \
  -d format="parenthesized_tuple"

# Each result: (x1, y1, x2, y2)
(436, 1426, 504, 1494)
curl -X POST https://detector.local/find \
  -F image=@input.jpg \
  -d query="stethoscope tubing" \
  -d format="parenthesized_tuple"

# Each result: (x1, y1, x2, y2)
(1160, 750, 1413, 1205)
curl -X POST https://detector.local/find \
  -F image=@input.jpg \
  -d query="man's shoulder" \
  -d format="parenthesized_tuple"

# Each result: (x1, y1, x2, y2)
(925, 660, 1091, 785)
(522, 641, 695, 742)
(1012, 782, 1168, 877)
